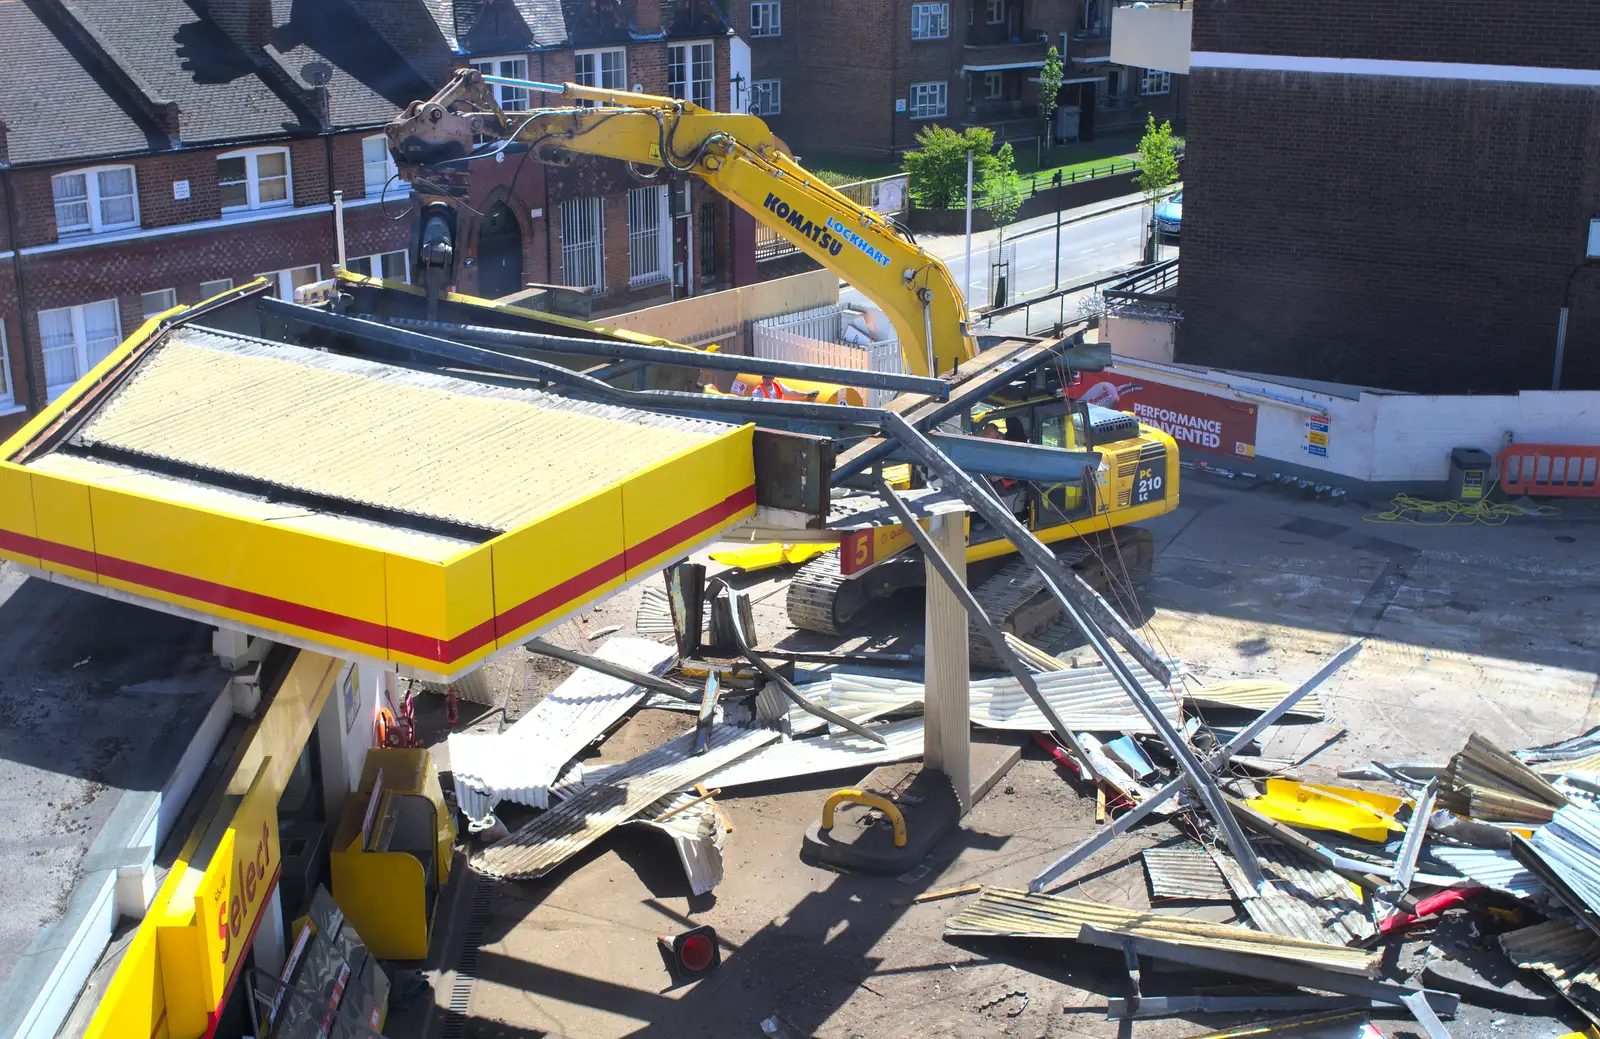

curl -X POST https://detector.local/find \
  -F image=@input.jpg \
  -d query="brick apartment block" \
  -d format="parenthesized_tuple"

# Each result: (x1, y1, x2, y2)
(1177, 0, 1600, 393)
(727, 0, 1186, 160)
(0, 0, 753, 439)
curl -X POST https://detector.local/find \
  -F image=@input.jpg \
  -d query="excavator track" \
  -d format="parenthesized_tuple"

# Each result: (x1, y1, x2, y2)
(786, 526, 1156, 665)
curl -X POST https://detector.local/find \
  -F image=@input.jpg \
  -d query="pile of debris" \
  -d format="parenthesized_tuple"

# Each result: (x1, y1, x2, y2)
(943, 672, 1600, 1037)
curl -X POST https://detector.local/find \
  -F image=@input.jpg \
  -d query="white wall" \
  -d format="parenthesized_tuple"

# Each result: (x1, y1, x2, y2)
(1108, 355, 1600, 485)
(1104, 313, 1176, 363)
(1110, 5, 1192, 74)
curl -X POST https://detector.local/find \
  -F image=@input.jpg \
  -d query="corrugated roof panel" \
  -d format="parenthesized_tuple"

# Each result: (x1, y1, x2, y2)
(74, 328, 735, 532)
(449, 636, 677, 820)
(1184, 679, 1323, 720)
(943, 888, 1380, 976)
(1142, 845, 1232, 901)
(702, 719, 925, 789)
(1500, 919, 1600, 998)
(1432, 847, 1546, 899)
(1209, 843, 1375, 944)
(475, 726, 778, 879)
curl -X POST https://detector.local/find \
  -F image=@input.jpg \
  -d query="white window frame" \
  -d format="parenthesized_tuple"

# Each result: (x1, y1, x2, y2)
(362, 135, 398, 196)
(52, 165, 139, 236)
(987, 0, 1006, 24)
(141, 288, 178, 318)
(348, 251, 410, 281)
(908, 81, 947, 119)
(749, 78, 781, 116)
(668, 41, 715, 110)
(984, 71, 1004, 99)
(750, 1, 781, 37)
(471, 55, 530, 111)
(573, 48, 627, 106)
(198, 278, 234, 299)
(1142, 68, 1172, 96)
(254, 265, 322, 300)
(39, 299, 122, 400)
(627, 185, 671, 288)
(0, 320, 15, 411)
(559, 197, 605, 292)
(911, 3, 949, 40)
(218, 147, 293, 214)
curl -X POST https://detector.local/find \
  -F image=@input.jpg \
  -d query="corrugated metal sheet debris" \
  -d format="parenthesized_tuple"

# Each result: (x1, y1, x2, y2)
(1431, 847, 1546, 899)
(1516, 726, 1600, 776)
(630, 789, 728, 896)
(1208, 842, 1375, 944)
(1142, 845, 1232, 901)
(74, 328, 733, 532)
(476, 725, 777, 879)
(1527, 803, 1600, 921)
(704, 719, 926, 789)
(636, 585, 712, 642)
(1442, 733, 1570, 823)
(825, 662, 1183, 733)
(1183, 679, 1324, 720)
(943, 888, 1380, 976)
(785, 677, 921, 736)
(1499, 918, 1600, 999)
(450, 637, 676, 820)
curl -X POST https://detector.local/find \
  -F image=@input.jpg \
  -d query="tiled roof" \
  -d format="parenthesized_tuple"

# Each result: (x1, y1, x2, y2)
(0, 1, 156, 164)
(1, 0, 451, 167)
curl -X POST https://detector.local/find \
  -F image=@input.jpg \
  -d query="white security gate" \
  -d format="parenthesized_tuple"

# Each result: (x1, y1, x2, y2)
(627, 185, 670, 287)
(751, 324, 907, 407)
(559, 197, 603, 292)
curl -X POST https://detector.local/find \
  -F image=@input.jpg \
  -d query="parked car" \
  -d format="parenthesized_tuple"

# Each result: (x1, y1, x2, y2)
(1155, 190, 1182, 237)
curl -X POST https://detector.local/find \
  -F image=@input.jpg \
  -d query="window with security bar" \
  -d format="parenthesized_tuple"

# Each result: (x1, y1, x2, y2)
(559, 196, 604, 291)
(668, 42, 714, 109)
(628, 185, 670, 286)
(700, 203, 717, 278)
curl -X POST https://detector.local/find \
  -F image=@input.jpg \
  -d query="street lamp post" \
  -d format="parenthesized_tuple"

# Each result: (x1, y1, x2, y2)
(1052, 170, 1063, 291)
(1553, 258, 1596, 390)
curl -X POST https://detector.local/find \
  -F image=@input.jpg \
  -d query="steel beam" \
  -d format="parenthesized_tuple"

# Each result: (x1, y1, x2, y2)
(874, 477, 1099, 781)
(1209, 640, 1365, 770)
(1379, 778, 1439, 910)
(1074, 927, 1453, 1039)
(879, 413, 1169, 687)
(381, 315, 951, 398)
(261, 299, 888, 427)
(880, 412, 1261, 889)
(525, 639, 697, 701)
(1105, 993, 1458, 1021)
(885, 432, 1099, 483)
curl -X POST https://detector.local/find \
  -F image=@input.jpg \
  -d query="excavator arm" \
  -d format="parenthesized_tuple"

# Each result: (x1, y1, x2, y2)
(386, 69, 974, 378)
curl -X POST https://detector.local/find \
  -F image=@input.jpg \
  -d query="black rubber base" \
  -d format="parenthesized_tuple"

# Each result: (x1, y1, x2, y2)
(801, 738, 1023, 874)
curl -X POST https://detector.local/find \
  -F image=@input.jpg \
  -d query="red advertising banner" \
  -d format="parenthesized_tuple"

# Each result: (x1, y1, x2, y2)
(1067, 371, 1259, 459)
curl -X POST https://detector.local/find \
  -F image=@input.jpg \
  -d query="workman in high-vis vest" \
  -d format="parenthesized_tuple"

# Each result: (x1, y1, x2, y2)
(751, 373, 819, 401)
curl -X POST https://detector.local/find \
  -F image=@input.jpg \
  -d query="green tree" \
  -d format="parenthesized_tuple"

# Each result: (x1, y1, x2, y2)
(1133, 114, 1180, 261)
(902, 125, 999, 209)
(1036, 46, 1065, 158)
(981, 142, 1025, 236)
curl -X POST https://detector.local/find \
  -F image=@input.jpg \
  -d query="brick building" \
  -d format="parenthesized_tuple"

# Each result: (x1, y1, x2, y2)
(0, 0, 466, 439)
(1174, 0, 1600, 393)
(726, 0, 1186, 160)
(430, 0, 755, 305)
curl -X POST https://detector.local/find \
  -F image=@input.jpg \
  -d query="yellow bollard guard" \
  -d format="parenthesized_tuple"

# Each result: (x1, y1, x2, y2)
(821, 789, 907, 848)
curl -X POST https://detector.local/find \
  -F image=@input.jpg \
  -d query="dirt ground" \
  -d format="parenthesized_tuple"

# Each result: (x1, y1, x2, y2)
(397, 475, 1600, 1039)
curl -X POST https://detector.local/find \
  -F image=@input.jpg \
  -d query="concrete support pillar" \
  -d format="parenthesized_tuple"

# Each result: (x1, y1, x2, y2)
(212, 627, 252, 671)
(922, 513, 971, 814)
(252, 885, 287, 976)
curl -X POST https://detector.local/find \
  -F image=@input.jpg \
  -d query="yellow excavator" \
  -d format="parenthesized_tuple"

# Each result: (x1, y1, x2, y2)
(385, 70, 1179, 660)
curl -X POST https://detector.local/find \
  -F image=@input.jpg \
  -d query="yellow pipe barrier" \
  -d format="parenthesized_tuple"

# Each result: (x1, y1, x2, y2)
(821, 789, 907, 848)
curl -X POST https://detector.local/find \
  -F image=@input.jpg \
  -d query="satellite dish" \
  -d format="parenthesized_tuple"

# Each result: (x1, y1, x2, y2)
(301, 61, 333, 87)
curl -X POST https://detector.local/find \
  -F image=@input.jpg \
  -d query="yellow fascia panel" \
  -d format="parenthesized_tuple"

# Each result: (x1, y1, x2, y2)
(385, 546, 497, 673)
(0, 463, 39, 567)
(30, 470, 98, 583)
(621, 424, 756, 582)
(491, 483, 627, 649)
(86, 485, 391, 660)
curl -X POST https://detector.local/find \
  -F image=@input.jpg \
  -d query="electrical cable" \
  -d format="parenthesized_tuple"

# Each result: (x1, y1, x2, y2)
(1364, 482, 1558, 526)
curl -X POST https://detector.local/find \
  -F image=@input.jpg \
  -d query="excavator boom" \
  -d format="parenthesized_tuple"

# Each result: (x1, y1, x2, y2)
(386, 69, 974, 378)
